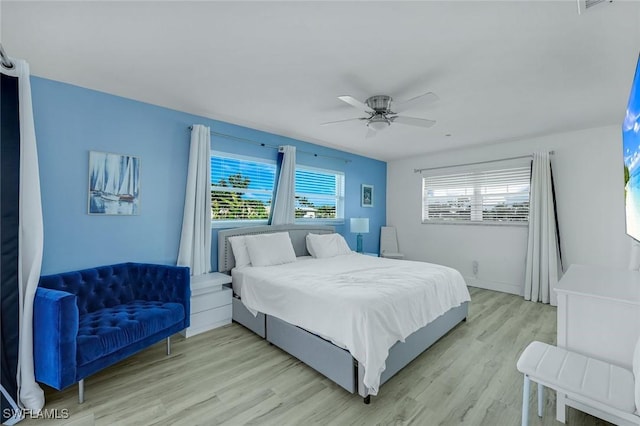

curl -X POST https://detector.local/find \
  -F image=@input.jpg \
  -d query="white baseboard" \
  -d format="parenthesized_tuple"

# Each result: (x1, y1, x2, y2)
(464, 276, 523, 296)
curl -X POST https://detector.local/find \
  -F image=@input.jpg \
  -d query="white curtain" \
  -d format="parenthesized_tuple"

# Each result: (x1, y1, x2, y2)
(4, 58, 46, 413)
(524, 152, 561, 306)
(177, 125, 212, 275)
(270, 145, 296, 225)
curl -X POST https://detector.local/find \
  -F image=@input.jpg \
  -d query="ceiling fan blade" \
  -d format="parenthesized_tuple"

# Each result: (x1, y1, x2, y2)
(391, 115, 436, 128)
(338, 95, 374, 113)
(321, 117, 368, 126)
(365, 128, 377, 139)
(393, 92, 439, 113)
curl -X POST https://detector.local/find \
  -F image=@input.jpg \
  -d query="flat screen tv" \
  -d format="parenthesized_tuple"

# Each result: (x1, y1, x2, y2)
(624, 54, 640, 242)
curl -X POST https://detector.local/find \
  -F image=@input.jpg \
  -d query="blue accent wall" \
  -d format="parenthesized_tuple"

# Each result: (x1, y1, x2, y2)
(31, 77, 386, 274)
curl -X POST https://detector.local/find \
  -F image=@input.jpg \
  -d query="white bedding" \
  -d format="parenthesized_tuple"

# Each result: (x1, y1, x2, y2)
(232, 256, 313, 297)
(235, 253, 471, 395)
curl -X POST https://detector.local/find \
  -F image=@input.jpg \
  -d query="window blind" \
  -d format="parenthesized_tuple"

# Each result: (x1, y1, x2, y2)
(210, 154, 276, 221)
(295, 166, 345, 220)
(423, 166, 531, 224)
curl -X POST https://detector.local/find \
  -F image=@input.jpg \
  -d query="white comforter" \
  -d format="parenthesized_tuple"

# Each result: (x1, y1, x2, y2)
(236, 253, 471, 395)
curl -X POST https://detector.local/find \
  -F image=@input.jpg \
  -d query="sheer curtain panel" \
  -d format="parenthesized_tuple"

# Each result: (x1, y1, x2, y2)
(269, 145, 296, 225)
(524, 152, 562, 306)
(177, 125, 212, 275)
(1, 56, 45, 422)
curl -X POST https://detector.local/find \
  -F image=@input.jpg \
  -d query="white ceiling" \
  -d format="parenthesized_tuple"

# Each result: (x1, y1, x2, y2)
(2, 1, 639, 161)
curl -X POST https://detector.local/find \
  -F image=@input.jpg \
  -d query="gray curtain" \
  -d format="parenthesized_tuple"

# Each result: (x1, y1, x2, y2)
(524, 152, 561, 306)
(269, 145, 296, 225)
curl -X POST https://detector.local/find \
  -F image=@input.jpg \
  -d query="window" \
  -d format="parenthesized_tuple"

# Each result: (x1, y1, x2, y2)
(422, 167, 530, 224)
(295, 166, 345, 222)
(210, 153, 345, 225)
(210, 152, 276, 223)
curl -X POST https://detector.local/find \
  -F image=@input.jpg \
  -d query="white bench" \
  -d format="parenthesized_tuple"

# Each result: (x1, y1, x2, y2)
(517, 341, 640, 426)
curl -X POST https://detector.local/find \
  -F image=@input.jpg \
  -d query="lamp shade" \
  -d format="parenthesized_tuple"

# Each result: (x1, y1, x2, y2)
(350, 217, 369, 234)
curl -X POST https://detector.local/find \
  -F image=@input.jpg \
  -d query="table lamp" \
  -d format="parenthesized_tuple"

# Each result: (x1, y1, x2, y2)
(350, 218, 369, 253)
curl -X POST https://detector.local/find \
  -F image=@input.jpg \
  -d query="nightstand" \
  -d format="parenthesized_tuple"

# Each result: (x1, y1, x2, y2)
(180, 272, 232, 338)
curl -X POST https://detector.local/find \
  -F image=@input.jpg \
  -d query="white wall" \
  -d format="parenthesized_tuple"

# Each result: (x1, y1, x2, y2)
(387, 125, 631, 295)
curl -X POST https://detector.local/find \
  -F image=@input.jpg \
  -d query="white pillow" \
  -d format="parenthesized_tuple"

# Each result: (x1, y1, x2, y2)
(306, 233, 352, 259)
(306, 234, 318, 257)
(633, 336, 640, 413)
(245, 232, 297, 267)
(229, 236, 251, 268)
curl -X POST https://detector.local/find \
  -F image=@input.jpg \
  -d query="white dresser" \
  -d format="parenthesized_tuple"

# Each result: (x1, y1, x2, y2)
(180, 272, 232, 338)
(555, 264, 640, 422)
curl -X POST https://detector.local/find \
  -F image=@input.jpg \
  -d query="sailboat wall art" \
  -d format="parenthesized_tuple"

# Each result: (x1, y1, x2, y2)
(88, 151, 140, 215)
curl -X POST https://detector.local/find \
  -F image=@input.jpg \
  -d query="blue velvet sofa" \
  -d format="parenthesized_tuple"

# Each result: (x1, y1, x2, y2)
(33, 263, 190, 402)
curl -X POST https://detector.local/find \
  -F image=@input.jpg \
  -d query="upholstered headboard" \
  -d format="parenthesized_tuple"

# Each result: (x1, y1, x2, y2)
(217, 225, 335, 273)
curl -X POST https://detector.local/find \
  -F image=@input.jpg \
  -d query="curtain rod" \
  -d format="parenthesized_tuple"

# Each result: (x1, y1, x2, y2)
(0, 43, 15, 70)
(188, 126, 351, 163)
(413, 151, 555, 173)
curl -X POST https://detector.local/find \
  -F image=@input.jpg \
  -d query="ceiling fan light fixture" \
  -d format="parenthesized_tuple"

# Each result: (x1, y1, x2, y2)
(368, 117, 390, 131)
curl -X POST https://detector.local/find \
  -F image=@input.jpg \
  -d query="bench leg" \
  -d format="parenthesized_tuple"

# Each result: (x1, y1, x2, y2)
(522, 375, 530, 426)
(537, 383, 544, 417)
(556, 393, 566, 423)
(167, 336, 171, 355)
(78, 379, 84, 404)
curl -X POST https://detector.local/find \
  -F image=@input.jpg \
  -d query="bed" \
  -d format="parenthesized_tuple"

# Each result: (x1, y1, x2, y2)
(218, 224, 470, 403)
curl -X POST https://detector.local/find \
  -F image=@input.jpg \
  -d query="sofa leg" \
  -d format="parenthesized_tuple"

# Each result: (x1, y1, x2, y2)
(166, 337, 171, 356)
(78, 379, 84, 404)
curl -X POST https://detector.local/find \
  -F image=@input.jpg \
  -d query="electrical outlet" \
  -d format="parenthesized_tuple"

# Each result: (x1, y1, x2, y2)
(472, 260, 479, 276)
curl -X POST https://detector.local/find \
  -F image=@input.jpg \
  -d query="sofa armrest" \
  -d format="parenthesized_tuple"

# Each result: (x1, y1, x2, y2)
(128, 263, 190, 327)
(33, 287, 79, 390)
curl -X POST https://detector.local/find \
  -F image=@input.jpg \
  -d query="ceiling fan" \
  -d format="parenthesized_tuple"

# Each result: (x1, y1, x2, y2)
(321, 92, 438, 137)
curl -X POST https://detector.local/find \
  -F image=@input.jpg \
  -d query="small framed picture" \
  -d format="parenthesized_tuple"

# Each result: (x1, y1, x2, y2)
(361, 184, 374, 208)
(88, 151, 140, 215)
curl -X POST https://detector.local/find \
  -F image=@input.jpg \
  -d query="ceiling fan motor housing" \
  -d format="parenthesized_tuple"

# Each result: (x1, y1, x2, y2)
(366, 95, 393, 113)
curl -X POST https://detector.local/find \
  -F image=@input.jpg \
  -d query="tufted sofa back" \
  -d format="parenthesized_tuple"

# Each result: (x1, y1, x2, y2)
(39, 263, 136, 315)
(127, 263, 189, 305)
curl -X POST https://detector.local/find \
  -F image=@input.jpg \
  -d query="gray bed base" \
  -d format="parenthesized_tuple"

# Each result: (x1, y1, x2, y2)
(218, 225, 469, 403)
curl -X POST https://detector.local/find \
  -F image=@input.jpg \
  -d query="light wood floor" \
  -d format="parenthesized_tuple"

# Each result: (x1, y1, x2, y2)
(25, 287, 612, 426)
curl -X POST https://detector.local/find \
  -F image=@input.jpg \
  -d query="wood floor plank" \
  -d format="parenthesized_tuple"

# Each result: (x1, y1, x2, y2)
(21, 287, 613, 425)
